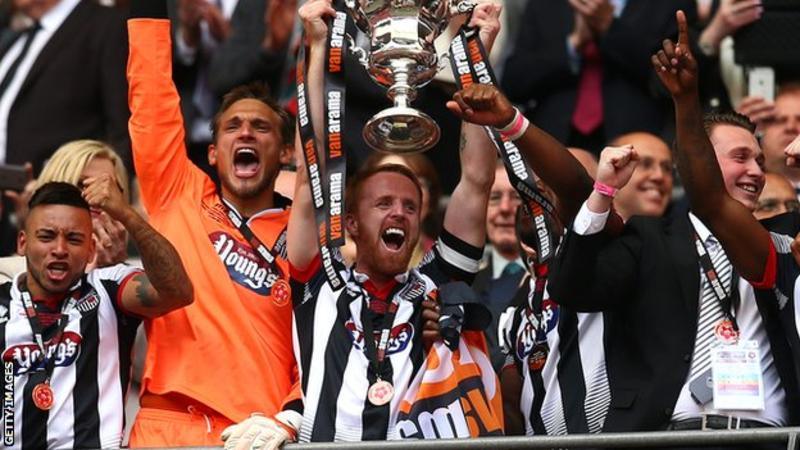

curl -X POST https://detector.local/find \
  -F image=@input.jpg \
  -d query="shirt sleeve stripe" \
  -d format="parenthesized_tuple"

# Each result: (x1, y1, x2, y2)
(436, 229, 483, 274)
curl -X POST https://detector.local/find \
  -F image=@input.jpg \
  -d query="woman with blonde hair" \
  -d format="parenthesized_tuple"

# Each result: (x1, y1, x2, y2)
(38, 139, 130, 201)
(4, 139, 132, 278)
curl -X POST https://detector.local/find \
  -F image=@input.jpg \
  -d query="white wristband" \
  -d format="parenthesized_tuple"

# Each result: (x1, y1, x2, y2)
(494, 108, 530, 141)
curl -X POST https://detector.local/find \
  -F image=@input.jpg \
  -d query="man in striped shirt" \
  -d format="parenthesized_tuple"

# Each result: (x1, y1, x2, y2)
(1, 181, 192, 449)
(219, 0, 503, 445)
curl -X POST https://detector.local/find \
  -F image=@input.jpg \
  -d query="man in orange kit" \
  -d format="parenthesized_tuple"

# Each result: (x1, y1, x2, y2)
(126, 0, 301, 445)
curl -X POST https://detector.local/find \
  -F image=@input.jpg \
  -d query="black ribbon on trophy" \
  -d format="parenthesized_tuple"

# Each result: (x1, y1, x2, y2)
(448, 24, 558, 263)
(295, 0, 350, 290)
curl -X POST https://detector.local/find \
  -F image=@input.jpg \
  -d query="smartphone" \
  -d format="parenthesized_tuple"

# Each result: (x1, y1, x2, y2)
(748, 66, 776, 102)
(689, 368, 714, 406)
(0, 164, 29, 192)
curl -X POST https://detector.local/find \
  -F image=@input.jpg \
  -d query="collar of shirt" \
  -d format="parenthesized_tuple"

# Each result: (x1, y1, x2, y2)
(490, 248, 524, 280)
(352, 268, 410, 290)
(350, 268, 413, 314)
(39, 0, 81, 34)
(220, 196, 287, 222)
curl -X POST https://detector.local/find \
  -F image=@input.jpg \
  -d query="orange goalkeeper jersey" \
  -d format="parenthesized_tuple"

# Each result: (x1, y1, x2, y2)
(127, 18, 300, 423)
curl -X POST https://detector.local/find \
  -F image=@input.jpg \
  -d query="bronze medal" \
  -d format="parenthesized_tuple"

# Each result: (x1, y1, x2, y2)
(367, 379, 394, 406)
(32, 382, 54, 410)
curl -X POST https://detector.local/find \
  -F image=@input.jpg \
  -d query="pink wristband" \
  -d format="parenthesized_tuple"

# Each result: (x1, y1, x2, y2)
(496, 108, 529, 141)
(593, 180, 618, 198)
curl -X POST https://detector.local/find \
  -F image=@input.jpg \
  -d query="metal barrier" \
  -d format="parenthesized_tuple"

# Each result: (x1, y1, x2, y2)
(276, 427, 800, 449)
(181, 428, 800, 449)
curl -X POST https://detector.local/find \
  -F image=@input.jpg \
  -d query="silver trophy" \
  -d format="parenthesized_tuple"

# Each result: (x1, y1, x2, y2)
(346, 0, 475, 153)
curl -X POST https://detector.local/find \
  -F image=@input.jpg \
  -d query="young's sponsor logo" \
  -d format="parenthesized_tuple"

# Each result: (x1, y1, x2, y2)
(2, 331, 83, 375)
(210, 232, 281, 296)
(516, 299, 559, 360)
(345, 320, 414, 356)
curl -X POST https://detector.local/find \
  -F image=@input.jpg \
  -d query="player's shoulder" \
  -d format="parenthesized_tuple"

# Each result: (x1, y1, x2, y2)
(89, 263, 143, 285)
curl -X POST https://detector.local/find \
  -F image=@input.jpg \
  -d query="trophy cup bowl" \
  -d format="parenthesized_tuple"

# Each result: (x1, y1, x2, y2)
(346, 0, 473, 153)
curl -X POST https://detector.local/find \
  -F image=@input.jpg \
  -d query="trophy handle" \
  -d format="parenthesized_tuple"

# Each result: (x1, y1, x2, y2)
(449, 0, 477, 16)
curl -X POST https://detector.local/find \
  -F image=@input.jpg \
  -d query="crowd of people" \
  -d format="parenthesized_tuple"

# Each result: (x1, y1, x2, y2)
(0, 0, 798, 448)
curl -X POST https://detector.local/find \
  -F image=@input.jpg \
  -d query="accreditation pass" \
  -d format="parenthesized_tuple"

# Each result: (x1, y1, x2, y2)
(711, 340, 765, 410)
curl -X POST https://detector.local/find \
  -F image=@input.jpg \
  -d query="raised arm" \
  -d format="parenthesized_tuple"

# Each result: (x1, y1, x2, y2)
(442, 2, 502, 248)
(654, 10, 771, 281)
(447, 84, 593, 225)
(128, 0, 200, 214)
(287, 0, 335, 270)
(82, 174, 193, 318)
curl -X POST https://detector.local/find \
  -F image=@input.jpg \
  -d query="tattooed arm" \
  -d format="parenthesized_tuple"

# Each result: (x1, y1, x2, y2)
(83, 174, 194, 317)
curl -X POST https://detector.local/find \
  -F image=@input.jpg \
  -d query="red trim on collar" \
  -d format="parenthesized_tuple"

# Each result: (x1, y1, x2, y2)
(32, 294, 65, 311)
(362, 279, 397, 301)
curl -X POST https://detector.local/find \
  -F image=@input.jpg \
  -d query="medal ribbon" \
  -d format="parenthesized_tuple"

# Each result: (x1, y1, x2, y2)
(19, 277, 82, 383)
(296, 2, 349, 290)
(448, 25, 558, 263)
(692, 229, 740, 331)
(222, 200, 287, 278)
(356, 272, 426, 379)
(524, 263, 550, 344)
(524, 263, 549, 434)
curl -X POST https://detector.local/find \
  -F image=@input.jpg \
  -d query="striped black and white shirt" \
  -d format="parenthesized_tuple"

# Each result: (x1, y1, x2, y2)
(499, 274, 610, 435)
(290, 230, 482, 442)
(0, 264, 141, 449)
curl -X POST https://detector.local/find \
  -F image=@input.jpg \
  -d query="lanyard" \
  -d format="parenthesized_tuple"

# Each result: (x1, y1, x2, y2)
(19, 278, 80, 381)
(295, 5, 349, 290)
(692, 229, 740, 331)
(448, 25, 558, 263)
(222, 200, 286, 277)
(354, 272, 425, 378)
(524, 264, 550, 343)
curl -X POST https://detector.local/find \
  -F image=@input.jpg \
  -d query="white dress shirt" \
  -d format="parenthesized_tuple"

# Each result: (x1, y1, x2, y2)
(0, 0, 80, 163)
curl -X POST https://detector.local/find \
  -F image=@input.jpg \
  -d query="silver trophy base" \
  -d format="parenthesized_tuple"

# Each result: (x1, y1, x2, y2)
(363, 106, 441, 153)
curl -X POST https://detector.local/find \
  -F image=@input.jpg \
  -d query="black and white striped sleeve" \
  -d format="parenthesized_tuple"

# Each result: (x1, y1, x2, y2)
(418, 229, 483, 284)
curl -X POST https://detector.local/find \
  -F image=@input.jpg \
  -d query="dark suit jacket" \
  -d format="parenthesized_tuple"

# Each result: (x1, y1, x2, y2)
(501, 0, 694, 143)
(548, 210, 800, 432)
(0, 0, 130, 174)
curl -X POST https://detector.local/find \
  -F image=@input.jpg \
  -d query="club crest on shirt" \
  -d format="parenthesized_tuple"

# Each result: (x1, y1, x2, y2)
(2, 331, 83, 376)
(345, 320, 414, 356)
(75, 291, 100, 313)
(516, 299, 559, 360)
(210, 232, 282, 296)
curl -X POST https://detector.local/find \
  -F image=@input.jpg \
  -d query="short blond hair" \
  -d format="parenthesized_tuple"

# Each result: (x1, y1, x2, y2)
(37, 140, 129, 201)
